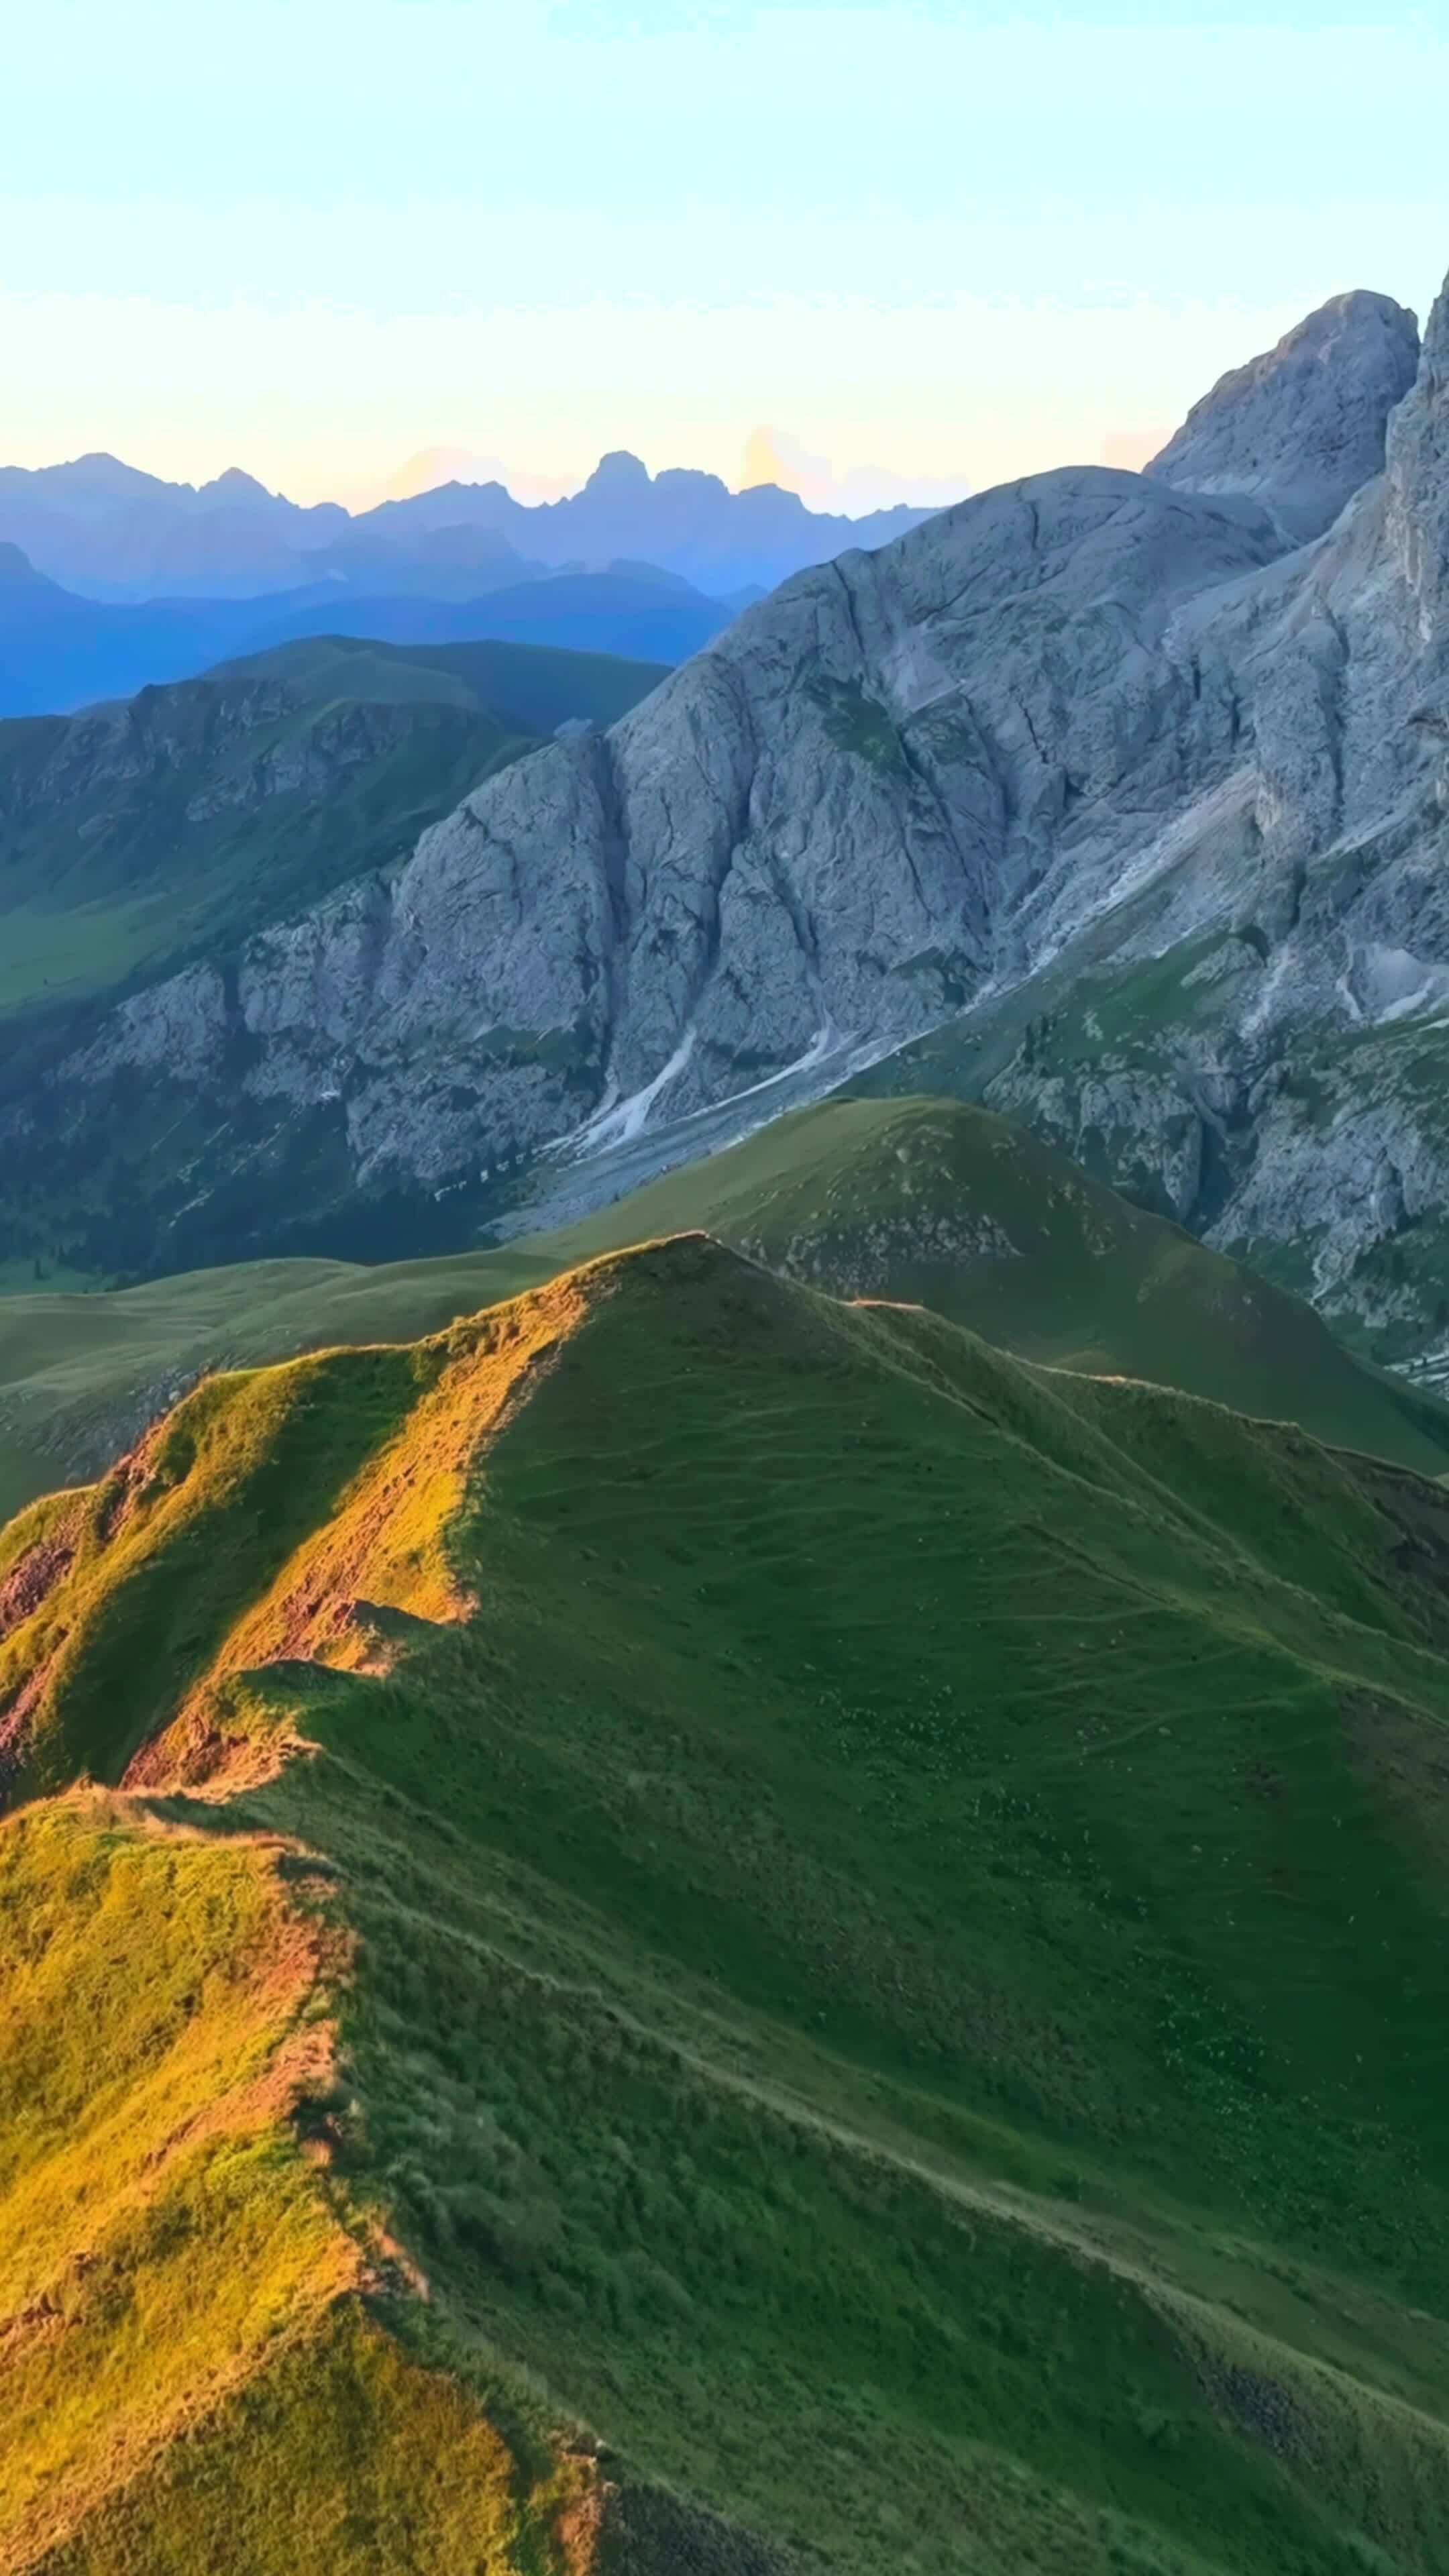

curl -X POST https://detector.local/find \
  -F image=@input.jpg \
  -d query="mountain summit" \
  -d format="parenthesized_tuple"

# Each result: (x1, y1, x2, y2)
(1149, 286, 1421, 543)
(583, 448, 653, 492)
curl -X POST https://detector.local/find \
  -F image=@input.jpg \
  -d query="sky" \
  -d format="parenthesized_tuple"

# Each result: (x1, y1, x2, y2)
(3, 1, 1446, 511)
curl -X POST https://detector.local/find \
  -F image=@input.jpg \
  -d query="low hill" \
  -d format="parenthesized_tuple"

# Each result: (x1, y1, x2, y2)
(248, 570, 732, 668)
(5, 1236, 1449, 2570)
(209, 632, 668, 733)
(4, 1097, 1446, 1520)
(0, 633, 665, 1030)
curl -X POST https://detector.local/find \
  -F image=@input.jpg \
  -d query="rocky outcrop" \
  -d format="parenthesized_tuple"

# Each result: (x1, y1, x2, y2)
(5, 468, 1284, 1271)
(965, 265, 1449, 1348)
(0, 674, 435, 825)
(1149, 290, 1420, 544)
(9, 266, 1449, 1360)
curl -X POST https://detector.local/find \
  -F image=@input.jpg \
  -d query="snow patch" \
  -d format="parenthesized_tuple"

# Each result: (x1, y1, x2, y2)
(574, 1028, 699, 1154)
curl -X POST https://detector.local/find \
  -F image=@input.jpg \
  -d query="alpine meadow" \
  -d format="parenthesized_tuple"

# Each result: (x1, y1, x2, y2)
(7, 9, 1449, 2569)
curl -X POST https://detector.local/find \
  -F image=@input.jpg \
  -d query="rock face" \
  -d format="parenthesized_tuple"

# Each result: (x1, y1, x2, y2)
(971, 273, 1449, 1356)
(7, 266, 1449, 1363)
(3, 468, 1283, 1273)
(1149, 290, 1420, 543)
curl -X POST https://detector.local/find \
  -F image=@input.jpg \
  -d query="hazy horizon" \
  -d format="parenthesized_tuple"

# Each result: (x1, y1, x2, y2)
(0, 431, 977, 521)
(8, 2, 1444, 514)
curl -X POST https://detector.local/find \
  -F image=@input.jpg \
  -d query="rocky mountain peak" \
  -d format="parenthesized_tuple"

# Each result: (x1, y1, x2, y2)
(50, 451, 171, 496)
(1423, 263, 1449, 381)
(655, 466, 731, 501)
(199, 466, 274, 503)
(1149, 287, 1420, 545)
(585, 449, 653, 494)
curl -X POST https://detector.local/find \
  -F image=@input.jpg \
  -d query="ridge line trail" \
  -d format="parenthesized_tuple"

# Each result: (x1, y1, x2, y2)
(313, 1855, 1449, 2449)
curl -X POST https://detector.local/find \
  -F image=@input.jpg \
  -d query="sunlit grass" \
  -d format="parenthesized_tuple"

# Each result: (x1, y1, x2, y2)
(7, 1238, 1449, 2569)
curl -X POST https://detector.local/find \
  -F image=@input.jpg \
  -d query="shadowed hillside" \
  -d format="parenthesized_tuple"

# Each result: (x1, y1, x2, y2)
(0, 633, 666, 1031)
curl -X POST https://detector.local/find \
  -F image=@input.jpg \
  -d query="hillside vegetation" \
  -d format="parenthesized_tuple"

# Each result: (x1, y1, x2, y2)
(4, 1096, 1447, 1522)
(5, 1236, 1449, 2569)
(0, 633, 665, 1028)
(208, 632, 670, 733)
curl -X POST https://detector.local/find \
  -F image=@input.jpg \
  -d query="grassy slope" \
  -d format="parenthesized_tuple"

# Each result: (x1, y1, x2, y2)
(0, 1802, 590, 2575)
(4, 1095, 1448, 1524)
(539, 1098, 1449, 1471)
(0, 701, 514, 1022)
(6, 1240, 1449, 2569)
(858, 927, 1449, 1373)
(0, 635, 664, 1025)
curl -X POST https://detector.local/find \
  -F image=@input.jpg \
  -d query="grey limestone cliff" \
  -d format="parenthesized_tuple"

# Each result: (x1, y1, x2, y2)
(9, 267, 1449, 1364)
(9, 468, 1282, 1273)
(973, 271, 1449, 1353)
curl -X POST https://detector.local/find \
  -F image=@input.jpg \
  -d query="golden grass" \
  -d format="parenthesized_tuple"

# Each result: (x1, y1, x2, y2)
(0, 1796, 356, 2567)
(131, 1268, 595, 1791)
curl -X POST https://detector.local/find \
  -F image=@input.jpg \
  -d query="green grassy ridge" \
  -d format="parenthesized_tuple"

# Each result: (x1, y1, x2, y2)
(4, 1095, 1447, 1528)
(0, 1803, 345, 2554)
(209, 633, 670, 734)
(0, 1342, 435, 1800)
(38, 2302, 594, 2576)
(537, 1098, 1449, 1474)
(0, 634, 664, 1029)
(0, 1799, 594, 2575)
(8, 1238, 1449, 2567)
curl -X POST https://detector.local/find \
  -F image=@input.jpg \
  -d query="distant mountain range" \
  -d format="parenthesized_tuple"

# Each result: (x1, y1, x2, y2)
(0, 445, 936, 604)
(0, 541, 731, 716)
(0, 440, 921, 714)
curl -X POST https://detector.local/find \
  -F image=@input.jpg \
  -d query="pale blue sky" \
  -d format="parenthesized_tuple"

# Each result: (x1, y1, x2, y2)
(4, 1, 1445, 504)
